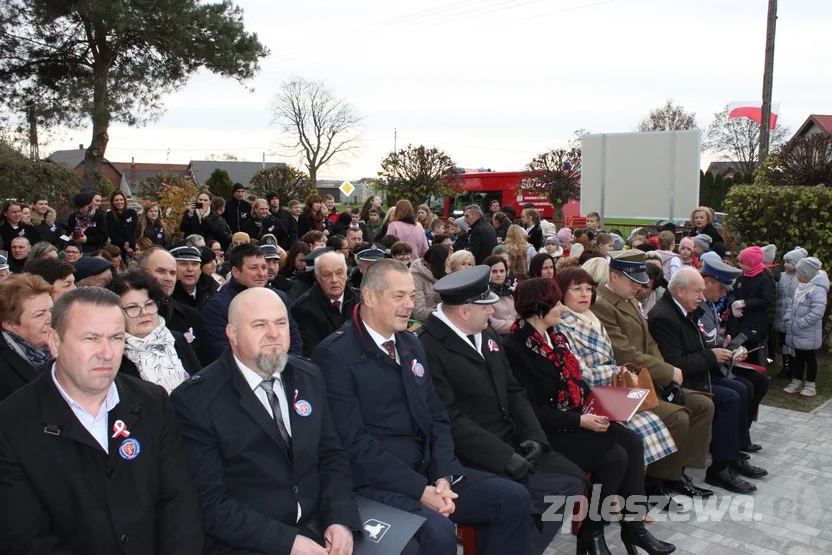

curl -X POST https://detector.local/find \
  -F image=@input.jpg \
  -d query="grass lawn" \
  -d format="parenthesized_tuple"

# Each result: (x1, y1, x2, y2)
(761, 352, 832, 412)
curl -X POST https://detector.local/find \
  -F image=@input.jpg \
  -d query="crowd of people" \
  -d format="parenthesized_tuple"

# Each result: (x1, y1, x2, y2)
(0, 187, 826, 555)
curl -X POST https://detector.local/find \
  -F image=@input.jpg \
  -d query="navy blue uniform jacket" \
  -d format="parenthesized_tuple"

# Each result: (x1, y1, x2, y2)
(171, 350, 361, 555)
(311, 310, 464, 512)
(202, 279, 303, 362)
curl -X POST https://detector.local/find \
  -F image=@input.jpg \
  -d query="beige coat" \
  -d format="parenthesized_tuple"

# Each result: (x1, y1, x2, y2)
(591, 285, 714, 476)
(410, 258, 441, 323)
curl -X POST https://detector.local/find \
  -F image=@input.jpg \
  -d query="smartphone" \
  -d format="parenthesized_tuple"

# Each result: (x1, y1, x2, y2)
(190, 203, 198, 210)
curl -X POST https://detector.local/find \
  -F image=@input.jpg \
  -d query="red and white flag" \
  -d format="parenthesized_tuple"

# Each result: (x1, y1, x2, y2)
(727, 101, 781, 129)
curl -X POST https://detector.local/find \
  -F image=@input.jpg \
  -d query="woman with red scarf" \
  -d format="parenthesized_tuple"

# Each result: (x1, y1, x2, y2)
(727, 246, 774, 366)
(504, 278, 674, 555)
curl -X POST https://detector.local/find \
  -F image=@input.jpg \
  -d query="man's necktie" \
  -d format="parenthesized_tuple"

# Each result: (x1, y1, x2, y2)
(260, 379, 292, 449)
(467, 334, 477, 349)
(382, 340, 396, 360)
(332, 300, 341, 311)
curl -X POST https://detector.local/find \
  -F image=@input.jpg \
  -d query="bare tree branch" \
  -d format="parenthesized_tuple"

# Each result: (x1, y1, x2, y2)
(270, 77, 363, 184)
(703, 105, 790, 173)
(638, 99, 697, 132)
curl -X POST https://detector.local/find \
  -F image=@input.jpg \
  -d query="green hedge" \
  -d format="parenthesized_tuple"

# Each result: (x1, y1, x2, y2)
(724, 185, 832, 263)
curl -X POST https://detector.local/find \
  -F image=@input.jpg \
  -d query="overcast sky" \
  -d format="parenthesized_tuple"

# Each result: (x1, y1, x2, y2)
(45, 0, 832, 180)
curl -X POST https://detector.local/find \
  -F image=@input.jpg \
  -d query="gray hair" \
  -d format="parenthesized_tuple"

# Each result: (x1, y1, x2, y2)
(30, 241, 58, 260)
(667, 266, 700, 294)
(52, 286, 122, 339)
(361, 259, 409, 292)
(464, 204, 483, 218)
(186, 234, 205, 247)
(491, 244, 511, 256)
(314, 251, 348, 275)
(448, 250, 475, 272)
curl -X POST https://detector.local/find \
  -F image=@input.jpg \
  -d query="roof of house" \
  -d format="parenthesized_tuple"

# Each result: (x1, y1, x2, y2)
(794, 115, 832, 138)
(188, 160, 285, 187)
(47, 148, 91, 168)
(705, 161, 750, 175)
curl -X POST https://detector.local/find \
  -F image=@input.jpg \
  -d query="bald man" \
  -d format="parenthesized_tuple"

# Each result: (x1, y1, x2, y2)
(171, 288, 361, 555)
(138, 247, 210, 366)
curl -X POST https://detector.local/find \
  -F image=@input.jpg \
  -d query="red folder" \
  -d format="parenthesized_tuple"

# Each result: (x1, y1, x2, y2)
(582, 387, 651, 422)
(733, 362, 767, 374)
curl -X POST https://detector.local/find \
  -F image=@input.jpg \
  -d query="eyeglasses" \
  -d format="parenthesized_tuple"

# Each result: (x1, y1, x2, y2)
(124, 300, 159, 318)
(568, 285, 595, 296)
(393, 253, 410, 260)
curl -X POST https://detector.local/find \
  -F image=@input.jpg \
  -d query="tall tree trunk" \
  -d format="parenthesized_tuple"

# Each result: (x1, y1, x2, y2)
(83, 60, 110, 191)
(308, 166, 317, 186)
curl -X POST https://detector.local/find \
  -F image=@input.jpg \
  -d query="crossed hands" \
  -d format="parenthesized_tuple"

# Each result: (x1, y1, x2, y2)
(420, 478, 458, 517)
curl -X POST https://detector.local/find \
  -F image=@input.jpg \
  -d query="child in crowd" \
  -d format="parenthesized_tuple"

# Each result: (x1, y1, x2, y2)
(783, 257, 828, 397)
(541, 236, 563, 258)
(557, 227, 572, 257)
(774, 247, 808, 379)
(589, 232, 615, 255)
(678, 237, 697, 268)
(655, 230, 680, 280)
(728, 246, 774, 367)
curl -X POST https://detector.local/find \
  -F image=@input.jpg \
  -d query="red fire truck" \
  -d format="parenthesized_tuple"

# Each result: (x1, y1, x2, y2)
(429, 171, 580, 221)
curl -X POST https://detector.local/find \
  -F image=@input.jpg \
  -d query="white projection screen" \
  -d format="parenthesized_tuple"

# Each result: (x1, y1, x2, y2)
(580, 130, 702, 223)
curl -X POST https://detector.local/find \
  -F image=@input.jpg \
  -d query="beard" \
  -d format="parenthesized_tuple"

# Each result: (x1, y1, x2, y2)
(256, 351, 288, 375)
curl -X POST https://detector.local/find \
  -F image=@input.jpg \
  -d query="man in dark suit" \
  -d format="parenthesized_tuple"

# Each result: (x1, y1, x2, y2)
(648, 267, 767, 494)
(0, 287, 203, 555)
(291, 251, 358, 357)
(139, 246, 210, 366)
(417, 266, 587, 554)
(171, 244, 219, 312)
(312, 259, 531, 555)
(171, 287, 361, 555)
(462, 204, 497, 265)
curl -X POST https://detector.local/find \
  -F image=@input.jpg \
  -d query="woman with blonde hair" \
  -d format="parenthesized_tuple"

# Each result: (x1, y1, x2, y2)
(242, 198, 287, 243)
(447, 250, 475, 273)
(688, 206, 723, 245)
(386, 200, 428, 261)
(504, 224, 534, 281)
(137, 202, 170, 247)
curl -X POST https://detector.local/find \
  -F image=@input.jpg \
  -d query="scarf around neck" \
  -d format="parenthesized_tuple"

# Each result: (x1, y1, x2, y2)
(74, 206, 95, 235)
(489, 281, 513, 297)
(510, 319, 586, 411)
(794, 281, 815, 306)
(124, 318, 189, 393)
(3, 331, 53, 371)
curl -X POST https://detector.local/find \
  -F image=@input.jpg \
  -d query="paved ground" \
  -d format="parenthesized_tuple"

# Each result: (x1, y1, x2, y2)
(541, 401, 832, 555)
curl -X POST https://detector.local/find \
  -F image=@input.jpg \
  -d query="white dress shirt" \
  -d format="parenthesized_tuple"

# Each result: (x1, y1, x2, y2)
(51, 364, 120, 453)
(364, 323, 399, 364)
(233, 355, 301, 521)
(234, 355, 293, 436)
(432, 304, 483, 357)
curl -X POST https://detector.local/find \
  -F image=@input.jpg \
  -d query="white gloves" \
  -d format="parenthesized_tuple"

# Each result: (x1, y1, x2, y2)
(731, 300, 746, 318)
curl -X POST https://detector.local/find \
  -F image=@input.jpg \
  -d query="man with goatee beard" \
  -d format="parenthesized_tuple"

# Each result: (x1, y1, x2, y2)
(171, 287, 361, 555)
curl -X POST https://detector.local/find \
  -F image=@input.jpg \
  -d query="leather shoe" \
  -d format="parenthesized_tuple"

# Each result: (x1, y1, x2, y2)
(740, 443, 762, 453)
(705, 466, 757, 493)
(730, 458, 768, 478)
(663, 477, 713, 498)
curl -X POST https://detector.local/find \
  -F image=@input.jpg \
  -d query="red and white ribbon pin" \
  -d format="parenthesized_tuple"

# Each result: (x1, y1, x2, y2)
(111, 420, 130, 439)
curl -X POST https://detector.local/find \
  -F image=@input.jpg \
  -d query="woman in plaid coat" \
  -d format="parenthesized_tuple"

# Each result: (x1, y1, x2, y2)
(555, 268, 677, 466)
